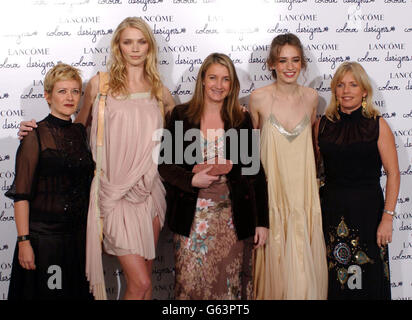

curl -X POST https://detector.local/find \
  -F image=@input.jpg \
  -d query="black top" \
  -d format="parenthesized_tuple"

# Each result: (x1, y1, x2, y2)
(5, 114, 94, 224)
(318, 107, 382, 188)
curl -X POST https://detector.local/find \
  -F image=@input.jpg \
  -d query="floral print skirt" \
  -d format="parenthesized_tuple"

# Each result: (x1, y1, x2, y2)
(173, 177, 252, 300)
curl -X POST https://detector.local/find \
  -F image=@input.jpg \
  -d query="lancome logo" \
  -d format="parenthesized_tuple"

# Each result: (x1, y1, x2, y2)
(368, 42, 406, 50)
(142, 15, 174, 23)
(158, 45, 198, 53)
(390, 72, 412, 79)
(347, 13, 384, 21)
(8, 48, 51, 56)
(83, 47, 110, 54)
(305, 43, 339, 51)
(278, 14, 317, 22)
(58, 16, 101, 24)
(231, 44, 271, 52)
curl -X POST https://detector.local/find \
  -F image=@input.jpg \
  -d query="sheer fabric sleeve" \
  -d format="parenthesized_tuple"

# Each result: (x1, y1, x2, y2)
(5, 129, 40, 201)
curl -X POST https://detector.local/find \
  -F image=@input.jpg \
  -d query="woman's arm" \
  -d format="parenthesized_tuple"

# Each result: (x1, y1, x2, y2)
(252, 165, 269, 249)
(242, 113, 269, 247)
(6, 129, 40, 270)
(74, 74, 99, 126)
(248, 91, 261, 129)
(313, 118, 321, 171)
(309, 88, 319, 125)
(14, 201, 36, 270)
(377, 117, 400, 247)
(162, 85, 175, 116)
(158, 106, 218, 192)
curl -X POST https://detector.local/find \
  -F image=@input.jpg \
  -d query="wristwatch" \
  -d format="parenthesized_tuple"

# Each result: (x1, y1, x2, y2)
(17, 235, 30, 242)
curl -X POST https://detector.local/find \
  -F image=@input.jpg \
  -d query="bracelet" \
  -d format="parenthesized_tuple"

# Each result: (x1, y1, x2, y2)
(17, 235, 30, 242)
(383, 209, 396, 217)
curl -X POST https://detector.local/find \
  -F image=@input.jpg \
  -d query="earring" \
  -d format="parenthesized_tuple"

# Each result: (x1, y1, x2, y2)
(336, 100, 340, 111)
(361, 96, 367, 112)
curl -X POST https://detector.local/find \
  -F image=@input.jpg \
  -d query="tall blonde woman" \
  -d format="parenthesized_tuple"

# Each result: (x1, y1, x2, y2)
(82, 17, 175, 300)
(19, 17, 175, 300)
(315, 62, 399, 299)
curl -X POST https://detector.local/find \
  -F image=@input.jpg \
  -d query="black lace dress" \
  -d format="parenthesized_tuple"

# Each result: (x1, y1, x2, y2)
(5, 114, 94, 300)
(318, 107, 390, 300)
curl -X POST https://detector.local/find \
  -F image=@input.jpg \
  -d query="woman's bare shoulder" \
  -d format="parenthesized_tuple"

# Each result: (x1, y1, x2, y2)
(250, 84, 274, 107)
(251, 84, 274, 98)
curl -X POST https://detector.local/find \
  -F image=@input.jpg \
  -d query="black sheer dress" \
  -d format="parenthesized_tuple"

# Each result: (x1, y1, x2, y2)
(5, 114, 94, 300)
(318, 107, 390, 300)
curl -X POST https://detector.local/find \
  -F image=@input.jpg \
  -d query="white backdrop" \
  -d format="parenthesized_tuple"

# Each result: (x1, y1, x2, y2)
(0, 0, 411, 300)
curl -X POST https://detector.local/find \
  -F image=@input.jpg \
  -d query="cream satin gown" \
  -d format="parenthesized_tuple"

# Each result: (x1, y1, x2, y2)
(253, 112, 328, 300)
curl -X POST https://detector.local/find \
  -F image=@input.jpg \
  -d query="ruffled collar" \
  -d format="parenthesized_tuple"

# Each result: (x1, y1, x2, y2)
(338, 106, 363, 121)
(46, 113, 73, 127)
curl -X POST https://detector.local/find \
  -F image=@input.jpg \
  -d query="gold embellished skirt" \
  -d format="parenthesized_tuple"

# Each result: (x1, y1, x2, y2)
(320, 184, 390, 300)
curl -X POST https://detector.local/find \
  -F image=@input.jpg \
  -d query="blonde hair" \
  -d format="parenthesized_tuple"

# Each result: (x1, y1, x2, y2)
(325, 61, 380, 121)
(108, 17, 164, 117)
(186, 53, 244, 127)
(44, 63, 82, 94)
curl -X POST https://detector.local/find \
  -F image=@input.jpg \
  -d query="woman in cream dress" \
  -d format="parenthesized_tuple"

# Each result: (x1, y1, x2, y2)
(249, 33, 327, 300)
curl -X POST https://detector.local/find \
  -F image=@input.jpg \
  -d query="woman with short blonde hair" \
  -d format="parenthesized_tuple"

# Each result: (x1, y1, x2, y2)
(6, 63, 94, 300)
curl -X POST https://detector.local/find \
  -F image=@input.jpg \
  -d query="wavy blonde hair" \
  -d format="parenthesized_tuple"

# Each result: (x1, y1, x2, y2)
(186, 53, 244, 127)
(108, 17, 164, 117)
(325, 61, 380, 121)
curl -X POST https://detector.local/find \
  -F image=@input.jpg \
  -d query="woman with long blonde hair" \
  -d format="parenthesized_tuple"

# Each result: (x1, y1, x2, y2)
(82, 17, 174, 300)
(19, 17, 175, 300)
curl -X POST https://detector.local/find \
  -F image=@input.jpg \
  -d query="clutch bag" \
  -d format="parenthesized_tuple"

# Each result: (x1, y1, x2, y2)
(192, 157, 233, 176)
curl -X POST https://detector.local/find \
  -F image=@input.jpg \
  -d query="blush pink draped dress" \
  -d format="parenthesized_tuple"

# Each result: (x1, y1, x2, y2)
(86, 91, 166, 299)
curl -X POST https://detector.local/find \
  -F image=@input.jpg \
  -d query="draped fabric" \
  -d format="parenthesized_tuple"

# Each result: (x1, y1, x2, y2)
(85, 92, 166, 299)
(254, 113, 328, 300)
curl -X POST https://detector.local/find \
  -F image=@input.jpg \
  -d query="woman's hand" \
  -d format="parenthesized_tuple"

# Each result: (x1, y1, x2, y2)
(191, 167, 219, 188)
(376, 214, 393, 247)
(18, 241, 36, 270)
(18, 119, 37, 140)
(254, 227, 268, 249)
